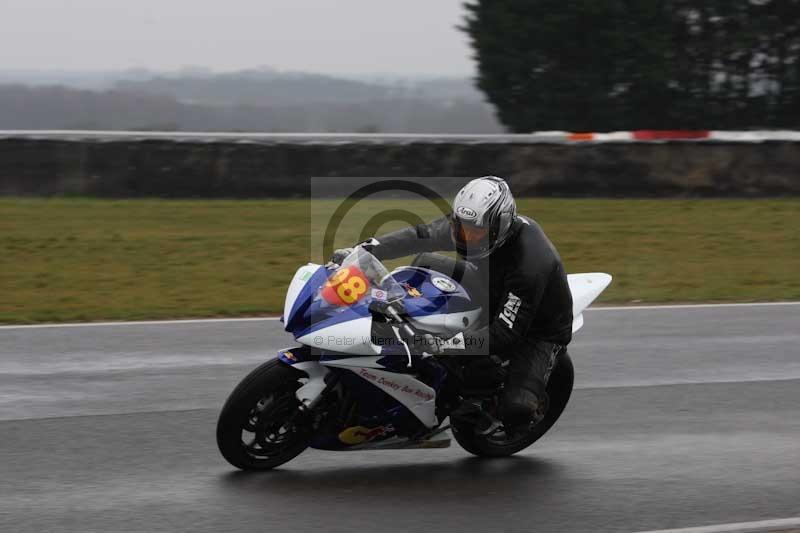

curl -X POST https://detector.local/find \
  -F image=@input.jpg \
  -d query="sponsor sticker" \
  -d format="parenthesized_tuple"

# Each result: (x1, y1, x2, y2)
(371, 288, 387, 301)
(357, 368, 435, 402)
(431, 276, 457, 293)
(338, 424, 395, 445)
(402, 282, 422, 298)
(498, 291, 522, 329)
(456, 206, 478, 220)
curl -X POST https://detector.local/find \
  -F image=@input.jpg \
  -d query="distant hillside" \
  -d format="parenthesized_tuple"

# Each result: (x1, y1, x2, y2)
(0, 83, 503, 133)
(0, 68, 502, 132)
(113, 69, 400, 106)
(112, 69, 486, 107)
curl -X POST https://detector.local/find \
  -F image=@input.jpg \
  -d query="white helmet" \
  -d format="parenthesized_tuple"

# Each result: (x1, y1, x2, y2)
(450, 176, 517, 260)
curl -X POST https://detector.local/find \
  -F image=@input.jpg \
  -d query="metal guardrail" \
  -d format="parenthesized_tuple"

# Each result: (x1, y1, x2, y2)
(1, 130, 800, 144)
(0, 131, 569, 144)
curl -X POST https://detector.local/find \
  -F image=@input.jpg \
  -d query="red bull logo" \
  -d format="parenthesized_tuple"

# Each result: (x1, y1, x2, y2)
(338, 424, 394, 445)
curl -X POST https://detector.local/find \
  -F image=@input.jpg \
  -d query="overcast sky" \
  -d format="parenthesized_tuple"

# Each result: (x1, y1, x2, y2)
(0, 0, 475, 76)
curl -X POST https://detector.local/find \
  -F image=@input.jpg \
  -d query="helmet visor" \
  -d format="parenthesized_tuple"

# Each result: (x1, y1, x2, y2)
(452, 219, 491, 257)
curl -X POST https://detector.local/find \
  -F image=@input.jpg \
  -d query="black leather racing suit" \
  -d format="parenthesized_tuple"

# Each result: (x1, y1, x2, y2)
(364, 215, 573, 408)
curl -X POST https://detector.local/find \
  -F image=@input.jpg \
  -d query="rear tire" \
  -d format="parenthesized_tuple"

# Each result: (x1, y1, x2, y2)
(216, 359, 313, 470)
(452, 350, 574, 457)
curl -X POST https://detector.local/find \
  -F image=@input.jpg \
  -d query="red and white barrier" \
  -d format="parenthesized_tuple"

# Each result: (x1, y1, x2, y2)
(565, 130, 800, 142)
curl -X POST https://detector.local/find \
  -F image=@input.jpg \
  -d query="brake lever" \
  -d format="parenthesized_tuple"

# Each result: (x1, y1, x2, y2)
(384, 302, 417, 368)
(368, 299, 417, 367)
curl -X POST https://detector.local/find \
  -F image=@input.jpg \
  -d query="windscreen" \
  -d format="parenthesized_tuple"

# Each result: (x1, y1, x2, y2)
(315, 247, 406, 307)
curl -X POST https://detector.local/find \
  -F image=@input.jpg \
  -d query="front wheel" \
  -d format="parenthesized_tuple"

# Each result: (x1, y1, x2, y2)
(452, 350, 574, 457)
(216, 359, 313, 470)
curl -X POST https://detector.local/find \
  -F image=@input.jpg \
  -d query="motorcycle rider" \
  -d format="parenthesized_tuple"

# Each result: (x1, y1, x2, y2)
(331, 176, 573, 429)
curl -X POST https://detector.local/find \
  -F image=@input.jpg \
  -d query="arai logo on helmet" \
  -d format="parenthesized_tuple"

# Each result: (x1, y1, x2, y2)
(431, 277, 457, 293)
(456, 206, 478, 220)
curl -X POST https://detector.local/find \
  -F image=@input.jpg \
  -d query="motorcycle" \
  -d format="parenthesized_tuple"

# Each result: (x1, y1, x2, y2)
(217, 246, 611, 470)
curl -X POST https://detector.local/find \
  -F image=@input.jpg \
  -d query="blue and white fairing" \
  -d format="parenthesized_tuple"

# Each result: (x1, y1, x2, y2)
(391, 267, 482, 337)
(282, 250, 481, 355)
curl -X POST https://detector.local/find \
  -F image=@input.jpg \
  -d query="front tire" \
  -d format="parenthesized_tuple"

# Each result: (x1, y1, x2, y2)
(216, 359, 313, 470)
(452, 350, 574, 457)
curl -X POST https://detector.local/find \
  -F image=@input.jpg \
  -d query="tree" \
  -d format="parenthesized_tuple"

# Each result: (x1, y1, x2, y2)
(462, 0, 800, 131)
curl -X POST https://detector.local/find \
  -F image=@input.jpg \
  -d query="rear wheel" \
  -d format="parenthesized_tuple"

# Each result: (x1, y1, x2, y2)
(216, 359, 313, 470)
(451, 351, 574, 457)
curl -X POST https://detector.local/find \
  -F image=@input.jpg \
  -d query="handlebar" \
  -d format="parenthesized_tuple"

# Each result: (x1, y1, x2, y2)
(368, 299, 416, 336)
(384, 303, 416, 339)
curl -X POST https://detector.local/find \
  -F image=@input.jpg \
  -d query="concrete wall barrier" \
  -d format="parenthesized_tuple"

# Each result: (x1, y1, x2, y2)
(0, 132, 798, 197)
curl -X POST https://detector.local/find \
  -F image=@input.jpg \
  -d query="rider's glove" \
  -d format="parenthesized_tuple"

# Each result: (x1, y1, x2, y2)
(422, 333, 447, 355)
(328, 247, 353, 267)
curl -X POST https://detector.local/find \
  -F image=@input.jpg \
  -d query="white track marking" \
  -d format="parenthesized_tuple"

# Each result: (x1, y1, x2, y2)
(0, 301, 797, 330)
(635, 516, 800, 533)
(0, 316, 282, 330)
(589, 301, 800, 311)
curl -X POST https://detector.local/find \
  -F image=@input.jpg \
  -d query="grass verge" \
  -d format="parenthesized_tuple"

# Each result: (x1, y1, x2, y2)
(1, 198, 798, 324)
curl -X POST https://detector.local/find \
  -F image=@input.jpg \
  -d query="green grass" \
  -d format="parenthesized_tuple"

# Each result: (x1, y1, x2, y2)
(1, 198, 798, 324)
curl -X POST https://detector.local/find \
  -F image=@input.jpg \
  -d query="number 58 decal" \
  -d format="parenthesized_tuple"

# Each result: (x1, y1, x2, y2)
(321, 267, 371, 306)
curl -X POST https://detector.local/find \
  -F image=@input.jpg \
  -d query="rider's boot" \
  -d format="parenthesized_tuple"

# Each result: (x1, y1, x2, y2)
(448, 356, 506, 433)
(499, 341, 562, 428)
(450, 399, 502, 435)
(500, 383, 547, 429)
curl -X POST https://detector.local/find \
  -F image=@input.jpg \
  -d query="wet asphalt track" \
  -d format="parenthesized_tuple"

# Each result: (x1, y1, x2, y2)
(1, 304, 798, 533)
